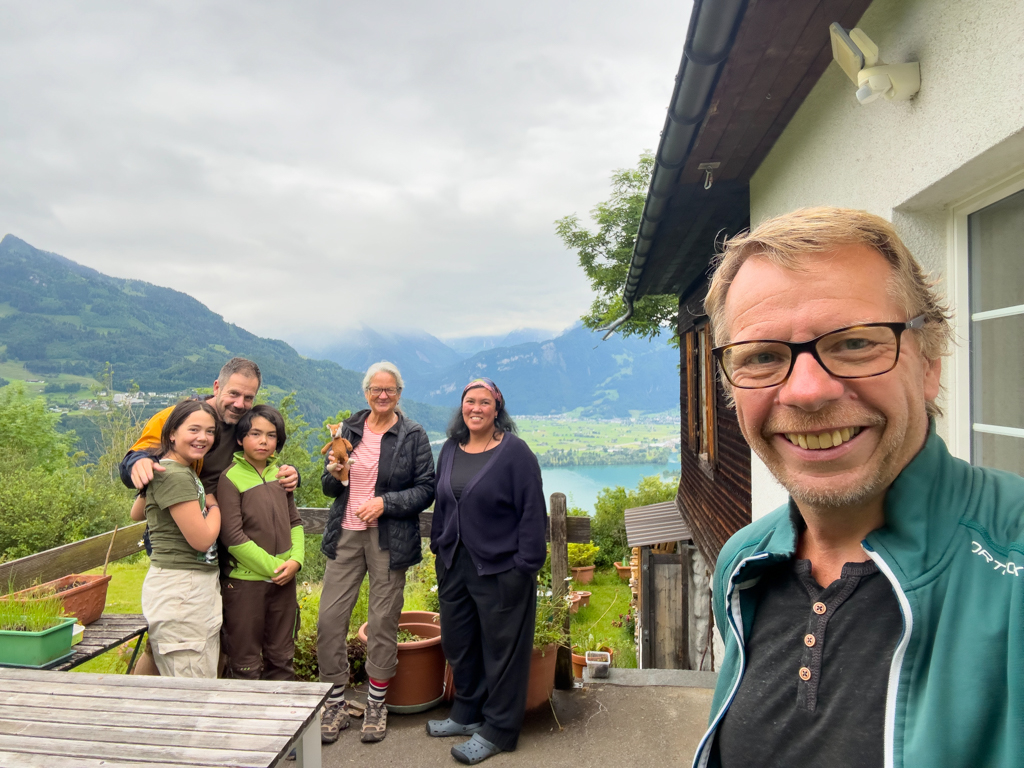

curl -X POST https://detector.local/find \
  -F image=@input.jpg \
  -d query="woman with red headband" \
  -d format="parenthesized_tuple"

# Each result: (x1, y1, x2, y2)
(427, 378, 547, 765)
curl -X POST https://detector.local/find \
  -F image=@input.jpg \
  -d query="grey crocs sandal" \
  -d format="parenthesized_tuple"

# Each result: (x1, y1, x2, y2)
(426, 718, 484, 738)
(451, 733, 503, 765)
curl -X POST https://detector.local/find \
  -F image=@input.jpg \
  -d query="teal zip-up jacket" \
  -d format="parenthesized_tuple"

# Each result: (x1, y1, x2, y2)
(218, 452, 305, 581)
(696, 426, 1024, 768)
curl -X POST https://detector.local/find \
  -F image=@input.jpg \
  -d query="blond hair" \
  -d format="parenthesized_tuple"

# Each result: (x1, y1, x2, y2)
(704, 207, 952, 415)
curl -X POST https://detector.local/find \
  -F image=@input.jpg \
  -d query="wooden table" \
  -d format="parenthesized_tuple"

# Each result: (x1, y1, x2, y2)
(54, 613, 149, 672)
(0, 668, 332, 768)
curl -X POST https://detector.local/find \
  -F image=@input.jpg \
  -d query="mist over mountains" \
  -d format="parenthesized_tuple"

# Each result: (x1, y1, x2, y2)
(302, 323, 680, 418)
(0, 234, 681, 421)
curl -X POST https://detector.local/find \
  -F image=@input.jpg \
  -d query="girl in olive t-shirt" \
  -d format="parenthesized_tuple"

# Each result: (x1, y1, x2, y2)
(131, 399, 223, 678)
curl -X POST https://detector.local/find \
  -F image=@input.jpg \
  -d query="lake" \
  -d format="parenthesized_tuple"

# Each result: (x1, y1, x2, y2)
(540, 459, 681, 515)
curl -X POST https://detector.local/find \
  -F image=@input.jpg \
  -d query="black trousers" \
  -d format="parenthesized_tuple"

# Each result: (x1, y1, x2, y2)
(437, 544, 537, 751)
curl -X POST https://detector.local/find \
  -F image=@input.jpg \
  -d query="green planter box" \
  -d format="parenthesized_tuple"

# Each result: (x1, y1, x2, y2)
(0, 616, 77, 667)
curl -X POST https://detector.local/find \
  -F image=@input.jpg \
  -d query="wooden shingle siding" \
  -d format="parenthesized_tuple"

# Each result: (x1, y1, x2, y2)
(677, 299, 751, 566)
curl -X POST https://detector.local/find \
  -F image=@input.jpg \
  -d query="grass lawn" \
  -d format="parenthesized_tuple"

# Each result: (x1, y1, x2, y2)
(73, 557, 149, 674)
(569, 568, 636, 668)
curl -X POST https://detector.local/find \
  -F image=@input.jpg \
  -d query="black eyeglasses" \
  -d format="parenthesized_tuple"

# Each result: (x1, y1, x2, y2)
(366, 386, 400, 397)
(712, 315, 926, 389)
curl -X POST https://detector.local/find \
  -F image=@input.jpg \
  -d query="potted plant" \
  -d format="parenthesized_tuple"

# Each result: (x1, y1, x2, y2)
(3, 574, 111, 626)
(0, 590, 77, 667)
(571, 633, 615, 679)
(568, 543, 600, 585)
(572, 590, 591, 609)
(525, 590, 569, 710)
(614, 561, 632, 581)
(357, 611, 445, 713)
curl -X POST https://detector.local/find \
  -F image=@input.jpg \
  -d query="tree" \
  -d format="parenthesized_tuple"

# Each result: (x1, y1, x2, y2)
(555, 151, 678, 343)
(590, 474, 678, 567)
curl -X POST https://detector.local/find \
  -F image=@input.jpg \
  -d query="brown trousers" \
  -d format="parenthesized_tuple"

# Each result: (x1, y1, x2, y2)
(221, 578, 299, 680)
(317, 527, 407, 684)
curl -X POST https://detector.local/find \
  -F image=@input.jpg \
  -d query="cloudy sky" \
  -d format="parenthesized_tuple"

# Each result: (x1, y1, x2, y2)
(1, 1, 689, 346)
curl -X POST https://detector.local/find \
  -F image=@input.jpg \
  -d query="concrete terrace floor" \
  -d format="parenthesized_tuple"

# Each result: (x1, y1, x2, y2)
(321, 673, 715, 768)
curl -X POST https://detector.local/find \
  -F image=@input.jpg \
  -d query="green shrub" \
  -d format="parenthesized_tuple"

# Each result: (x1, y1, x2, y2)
(404, 543, 439, 613)
(591, 474, 678, 567)
(534, 589, 569, 649)
(301, 535, 326, 584)
(292, 577, 370, 684)
(568, 542, 600, 568)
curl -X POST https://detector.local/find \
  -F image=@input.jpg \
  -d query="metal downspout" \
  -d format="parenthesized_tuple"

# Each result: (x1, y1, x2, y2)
(600, 0, 747, 338)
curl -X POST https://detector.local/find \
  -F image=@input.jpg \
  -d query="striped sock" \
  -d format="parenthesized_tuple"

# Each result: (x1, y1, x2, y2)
(367, 677, 389, 705)
(328, 684, 346, 706)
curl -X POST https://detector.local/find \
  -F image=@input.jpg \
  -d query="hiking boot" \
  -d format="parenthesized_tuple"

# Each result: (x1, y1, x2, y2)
(321, 702, 350, 744)
(360, 700, 388, 743)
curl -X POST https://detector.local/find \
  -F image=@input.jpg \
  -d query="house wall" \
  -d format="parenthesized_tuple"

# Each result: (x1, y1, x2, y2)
(678, 298, 752, 563)
(747, 0, 1024, 518)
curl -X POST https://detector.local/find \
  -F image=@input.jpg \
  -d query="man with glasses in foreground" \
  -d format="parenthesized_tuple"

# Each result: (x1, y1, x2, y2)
(693, 208, 1024, 768)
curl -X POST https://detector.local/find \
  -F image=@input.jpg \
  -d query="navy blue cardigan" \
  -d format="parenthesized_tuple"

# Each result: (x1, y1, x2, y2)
(430, 433, 547, 576)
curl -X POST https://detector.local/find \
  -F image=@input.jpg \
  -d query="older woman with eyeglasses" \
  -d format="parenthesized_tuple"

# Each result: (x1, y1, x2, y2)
(317, 361, 435, 746)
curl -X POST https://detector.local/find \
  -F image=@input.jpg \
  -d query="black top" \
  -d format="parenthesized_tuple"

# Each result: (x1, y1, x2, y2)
(714, 556, 902, 768)
(430, 433, 547, 576)
(320, 409, 435, 570)
(450, 446, 495, 501)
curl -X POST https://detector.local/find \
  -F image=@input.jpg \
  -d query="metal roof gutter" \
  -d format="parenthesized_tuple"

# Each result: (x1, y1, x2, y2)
(601, 0, 747, 339)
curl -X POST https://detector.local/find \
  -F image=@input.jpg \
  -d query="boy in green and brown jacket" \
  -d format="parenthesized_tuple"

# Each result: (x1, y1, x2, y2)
(218, 404, 305, 680)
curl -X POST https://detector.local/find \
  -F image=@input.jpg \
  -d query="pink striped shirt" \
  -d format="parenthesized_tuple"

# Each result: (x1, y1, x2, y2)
(342, 420, 384, 530)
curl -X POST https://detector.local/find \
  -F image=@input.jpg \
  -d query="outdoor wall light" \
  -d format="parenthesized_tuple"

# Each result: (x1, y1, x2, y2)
(829, 23, 920, 104)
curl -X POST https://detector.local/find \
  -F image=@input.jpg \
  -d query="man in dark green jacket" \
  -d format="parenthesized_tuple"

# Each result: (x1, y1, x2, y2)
(695, 208, 1024, 768)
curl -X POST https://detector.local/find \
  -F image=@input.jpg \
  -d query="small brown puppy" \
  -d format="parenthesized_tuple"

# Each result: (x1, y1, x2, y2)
(321, 424, 354, 485)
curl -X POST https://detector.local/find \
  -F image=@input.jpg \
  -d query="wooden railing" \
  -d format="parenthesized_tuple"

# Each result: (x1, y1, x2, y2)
(1, 495, 589, 586)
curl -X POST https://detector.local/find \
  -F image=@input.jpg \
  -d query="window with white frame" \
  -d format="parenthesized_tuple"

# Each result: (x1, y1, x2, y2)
(968, 187, 1024, 476)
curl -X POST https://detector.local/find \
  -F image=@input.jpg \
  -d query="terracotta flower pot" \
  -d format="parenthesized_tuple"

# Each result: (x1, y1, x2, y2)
(3, 574, 111, 626)
(525, 644, 558, 710)
(572, 590, 591, 609)
(358, 611, 445, 713)
(571, 646, 614, 678)
(569, 593, 581, 614)
(571, 651, 586, 679)
(614, 562, 631, 581)
(570, 565, 595, 585)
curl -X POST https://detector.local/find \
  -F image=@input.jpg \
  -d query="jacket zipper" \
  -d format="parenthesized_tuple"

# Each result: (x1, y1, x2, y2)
(692, 552, 769, 768)
(862, 542, 912, 768)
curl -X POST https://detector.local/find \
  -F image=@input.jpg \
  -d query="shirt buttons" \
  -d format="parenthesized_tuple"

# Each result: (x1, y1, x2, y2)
(804, 634, 816, 647)
(812, 601, 827, 615)
(799, 667, 812, 681)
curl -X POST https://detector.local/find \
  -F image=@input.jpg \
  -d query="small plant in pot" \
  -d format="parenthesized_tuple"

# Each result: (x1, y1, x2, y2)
(568, 543, 600, 585)
(571, 632, 615, 679)
(525, 589, 569, 710)
(0, 589, 77, 668)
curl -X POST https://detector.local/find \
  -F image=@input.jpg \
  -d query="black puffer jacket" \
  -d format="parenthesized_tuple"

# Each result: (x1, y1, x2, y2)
(320, 409, 435, 570)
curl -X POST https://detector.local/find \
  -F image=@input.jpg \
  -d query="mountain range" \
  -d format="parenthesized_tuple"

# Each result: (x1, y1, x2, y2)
(0, 235, 448, 430)
(0, 234, 681, 422)
(302, 323, 680, 417)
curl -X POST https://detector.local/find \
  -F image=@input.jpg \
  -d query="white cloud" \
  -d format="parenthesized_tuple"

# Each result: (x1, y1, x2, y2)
(0, 0, 689, 343)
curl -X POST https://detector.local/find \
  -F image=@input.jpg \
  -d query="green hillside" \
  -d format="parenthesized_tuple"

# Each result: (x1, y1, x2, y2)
(0, 235, 449, 432)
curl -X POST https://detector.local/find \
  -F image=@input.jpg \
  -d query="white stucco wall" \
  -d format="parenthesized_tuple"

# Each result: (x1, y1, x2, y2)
(747, 0, 1024, 518)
